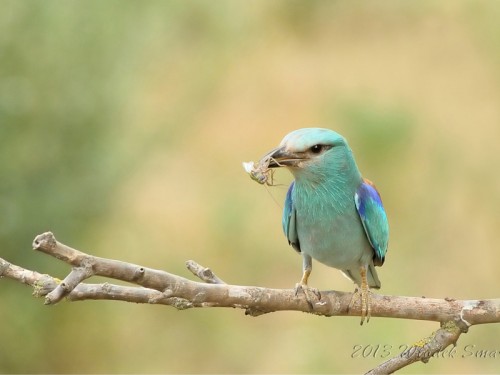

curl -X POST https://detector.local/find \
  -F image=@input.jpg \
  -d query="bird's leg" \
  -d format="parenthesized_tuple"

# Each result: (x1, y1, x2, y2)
(294, 253, 312, 292)
(348, 265, 371, 325)
(359, 265, 371, 324)
(294, 254, 321, 309)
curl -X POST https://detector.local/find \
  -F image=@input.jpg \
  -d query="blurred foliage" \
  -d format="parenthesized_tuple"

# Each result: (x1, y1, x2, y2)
(333, 99, 415, 166)
(1, 0, 500, 373)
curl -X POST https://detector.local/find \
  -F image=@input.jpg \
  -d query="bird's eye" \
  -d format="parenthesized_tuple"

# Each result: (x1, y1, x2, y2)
(310, 144, 324, 154)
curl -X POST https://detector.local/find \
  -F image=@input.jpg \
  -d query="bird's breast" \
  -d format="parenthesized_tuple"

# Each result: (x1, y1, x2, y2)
(294, 190, 373, 270)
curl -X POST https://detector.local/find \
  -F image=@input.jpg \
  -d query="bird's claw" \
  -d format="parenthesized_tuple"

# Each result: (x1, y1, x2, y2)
(294, 283, 321, 310)
(348, 287, 372, 325)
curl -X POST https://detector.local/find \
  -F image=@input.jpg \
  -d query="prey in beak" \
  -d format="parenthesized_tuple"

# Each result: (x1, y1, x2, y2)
(266, 147, 306, 168)
(243, 146, 306, 185)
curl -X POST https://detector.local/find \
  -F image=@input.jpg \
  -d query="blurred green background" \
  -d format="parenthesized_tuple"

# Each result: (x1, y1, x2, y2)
(1, 0, 500, 373)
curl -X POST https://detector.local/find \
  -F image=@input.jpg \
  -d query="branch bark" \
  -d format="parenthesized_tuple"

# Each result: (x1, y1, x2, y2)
(1, 232, 499, 373)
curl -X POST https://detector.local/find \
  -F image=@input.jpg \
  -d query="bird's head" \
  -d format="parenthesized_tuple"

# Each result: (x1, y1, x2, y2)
(262, 128, 358, 183)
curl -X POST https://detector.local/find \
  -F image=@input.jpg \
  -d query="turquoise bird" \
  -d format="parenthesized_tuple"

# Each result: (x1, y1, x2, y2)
(259, 128, 389, 324)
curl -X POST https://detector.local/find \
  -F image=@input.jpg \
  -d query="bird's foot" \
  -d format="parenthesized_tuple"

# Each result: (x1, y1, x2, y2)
(348, 287, 372, 325)
(294, 282, 321, 310)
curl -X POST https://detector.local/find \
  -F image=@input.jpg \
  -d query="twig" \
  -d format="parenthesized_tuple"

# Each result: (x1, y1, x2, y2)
(365, 321, 464, 374)
(186, 260, 226, 284)
(1, 232, 499, 373)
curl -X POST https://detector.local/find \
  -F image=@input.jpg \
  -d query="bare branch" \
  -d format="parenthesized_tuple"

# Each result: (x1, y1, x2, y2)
(24, 232, 500, 324)
(1, 232, 500, 373)
(366, 321, 463, 374)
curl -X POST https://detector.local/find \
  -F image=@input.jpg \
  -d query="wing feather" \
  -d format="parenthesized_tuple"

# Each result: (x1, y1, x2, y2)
(283, 181, 300, 253)
(355, 179, 389, 266)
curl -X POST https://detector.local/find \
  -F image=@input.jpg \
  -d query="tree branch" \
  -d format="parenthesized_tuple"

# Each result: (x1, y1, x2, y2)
(1, 232, 499, 373)
(365, 321, 463, 374)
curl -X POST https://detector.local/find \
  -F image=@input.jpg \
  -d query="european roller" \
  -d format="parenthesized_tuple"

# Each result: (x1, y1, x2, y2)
(248, 128, 389, 324)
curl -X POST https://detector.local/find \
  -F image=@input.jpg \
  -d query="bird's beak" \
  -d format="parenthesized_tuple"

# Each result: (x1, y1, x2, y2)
(262, 146, 305, 168)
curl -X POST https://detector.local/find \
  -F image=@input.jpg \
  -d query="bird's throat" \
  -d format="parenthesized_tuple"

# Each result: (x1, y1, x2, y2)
(292, 174, 355, 216)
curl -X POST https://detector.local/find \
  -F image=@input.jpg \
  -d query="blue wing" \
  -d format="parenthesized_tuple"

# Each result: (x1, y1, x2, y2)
(283, 181, 300, 253)
(355, 179, 389, 266)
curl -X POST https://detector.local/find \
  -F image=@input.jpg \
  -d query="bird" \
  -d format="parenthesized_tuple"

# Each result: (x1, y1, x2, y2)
(260, 128, 389, 324)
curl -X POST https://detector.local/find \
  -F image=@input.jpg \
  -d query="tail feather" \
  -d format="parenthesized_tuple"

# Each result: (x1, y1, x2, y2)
(368, 262, 381, 289)
(341, 262, 381, 289)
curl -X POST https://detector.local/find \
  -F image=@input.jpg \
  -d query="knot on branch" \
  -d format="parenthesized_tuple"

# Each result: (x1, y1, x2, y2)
(32, 232, 56, 251)
(168, 297, 193, 310)
(0, 258, 11, 276)
(132, 267, 146, 282)
(32, 276, 59, 297)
